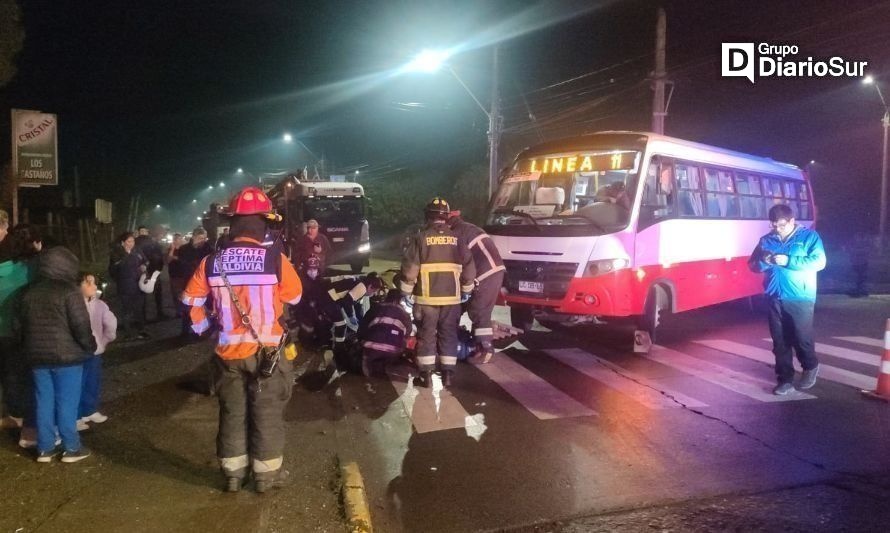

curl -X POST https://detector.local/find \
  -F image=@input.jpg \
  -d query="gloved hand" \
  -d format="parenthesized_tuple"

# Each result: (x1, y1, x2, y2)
(400, 295, 415, 312)
(346, 315, 360, 331)
(460, 292, 472, 304)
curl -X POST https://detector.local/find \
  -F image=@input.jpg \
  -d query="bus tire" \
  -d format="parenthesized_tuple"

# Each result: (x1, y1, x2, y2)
(510, 306, 535, 334)
(641, 285, 669, 343)
(350, 262, 364, 274)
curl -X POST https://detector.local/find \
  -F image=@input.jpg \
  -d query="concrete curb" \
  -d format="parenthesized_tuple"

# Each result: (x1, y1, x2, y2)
(341, 461, 373, 533)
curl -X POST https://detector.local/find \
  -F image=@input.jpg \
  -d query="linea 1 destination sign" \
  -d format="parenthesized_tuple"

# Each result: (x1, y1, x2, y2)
(12, 109, 59, 187)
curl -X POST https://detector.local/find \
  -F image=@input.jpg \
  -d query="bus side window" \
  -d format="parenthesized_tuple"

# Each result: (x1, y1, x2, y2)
(640, 158, 675, 226)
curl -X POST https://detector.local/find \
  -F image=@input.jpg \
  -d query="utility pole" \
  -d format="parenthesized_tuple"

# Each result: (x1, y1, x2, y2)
(881, 109, 889, 249)
(651, 8, 667, 134)
(488, 45, 502, 199)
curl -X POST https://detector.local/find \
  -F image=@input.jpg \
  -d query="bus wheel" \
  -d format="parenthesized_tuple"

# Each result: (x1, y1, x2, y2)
(350, 262, 364, 274)
(641, 285, 669, 343)
(510, 306, 535, 333)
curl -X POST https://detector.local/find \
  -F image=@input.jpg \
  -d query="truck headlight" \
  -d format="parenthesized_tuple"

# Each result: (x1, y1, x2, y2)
(585, 258, 629, 277)
(358, 243, 371, 253)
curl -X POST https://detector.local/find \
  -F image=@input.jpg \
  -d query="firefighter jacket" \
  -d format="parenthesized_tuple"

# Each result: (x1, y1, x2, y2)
(182, 237, 302, 360)
(449, 217, 505, 283)
(400, 221, 475, 305)
(326, 276, 369, 308)
(359, 301, 412, 354)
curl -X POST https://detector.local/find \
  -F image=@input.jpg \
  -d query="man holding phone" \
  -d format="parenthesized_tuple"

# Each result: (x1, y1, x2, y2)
(748, 204, 827, 395)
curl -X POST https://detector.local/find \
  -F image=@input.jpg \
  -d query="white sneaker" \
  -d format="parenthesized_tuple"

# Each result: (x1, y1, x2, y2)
(76, 420, 90, 431)
(83, 412, 108, 424)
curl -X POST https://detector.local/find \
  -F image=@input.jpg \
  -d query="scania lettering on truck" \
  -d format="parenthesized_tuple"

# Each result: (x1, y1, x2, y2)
(486, 132, 815, 339)
(267, 174, 371, 273)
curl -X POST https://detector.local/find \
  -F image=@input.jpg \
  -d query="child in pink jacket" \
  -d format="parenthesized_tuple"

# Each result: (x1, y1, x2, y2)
(79, 273, 117, 425)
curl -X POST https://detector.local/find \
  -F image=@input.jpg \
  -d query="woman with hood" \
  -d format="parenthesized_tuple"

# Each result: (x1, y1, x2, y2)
(19, 246, 97, 462)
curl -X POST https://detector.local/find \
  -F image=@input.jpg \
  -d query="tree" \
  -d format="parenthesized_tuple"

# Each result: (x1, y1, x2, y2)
(450, 163, 490, 225)
(0, 0, 24, 88)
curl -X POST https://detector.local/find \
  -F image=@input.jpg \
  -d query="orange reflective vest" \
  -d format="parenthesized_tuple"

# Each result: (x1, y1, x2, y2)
(182, 237, 302, 360)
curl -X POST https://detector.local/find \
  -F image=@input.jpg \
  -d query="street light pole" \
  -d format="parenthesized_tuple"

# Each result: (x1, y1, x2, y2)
(488, 46, 502, 200)
(880, 108, 889, 249)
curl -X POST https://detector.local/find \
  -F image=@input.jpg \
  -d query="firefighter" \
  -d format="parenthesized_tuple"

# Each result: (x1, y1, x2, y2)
(325, 272, 385, 334)
(292, 255, 328, 345)
(358, 288, 413, 377)
(400, 197, 475, 388)
(181, 186, 302, 493)
(447, 210, 506, 364)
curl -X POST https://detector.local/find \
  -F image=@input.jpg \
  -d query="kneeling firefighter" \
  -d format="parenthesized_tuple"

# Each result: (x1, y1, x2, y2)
(359, 288, 413, 377)
(400, 197, 475, 388)
(182, 186, 302, 493)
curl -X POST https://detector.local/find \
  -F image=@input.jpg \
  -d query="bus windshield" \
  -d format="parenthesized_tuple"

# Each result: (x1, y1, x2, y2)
(487, 150, 641, 233)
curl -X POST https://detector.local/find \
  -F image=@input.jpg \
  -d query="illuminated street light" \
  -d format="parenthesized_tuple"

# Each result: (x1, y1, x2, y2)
(192, 199, 197, 203)
(405, 49, 452, 73)
(809, 160, 815, 165)
(862, 74, 889, 249)
(407, 46, 501, 199)
(354, 170, 360, 175)
(219, 182, 225, 187)
(237, 167, 244, 173)
(208, 185, 214, 190)
(155, 204, 161, 209)
(283, 133, 293, 143)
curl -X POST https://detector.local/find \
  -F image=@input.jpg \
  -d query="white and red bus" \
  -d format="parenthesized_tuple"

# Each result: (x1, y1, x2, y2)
(486, 132, 815, 339)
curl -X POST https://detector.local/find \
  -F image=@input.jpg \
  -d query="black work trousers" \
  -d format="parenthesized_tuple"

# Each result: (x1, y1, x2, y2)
(414, 304, 461, 372)
(214, 353, 293, 481)
(467, 270, 504, 352)
(767, 298, 818, 385)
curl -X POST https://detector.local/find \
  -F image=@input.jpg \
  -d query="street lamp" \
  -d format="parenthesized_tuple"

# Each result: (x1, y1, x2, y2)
(219, 182, 225, 188)
(237, 167, 244, 174)
(406, 47, 502, 199)
(208, 185, 214, 190)
(863, 74, 889, 249)
(192, 199, 197, 203)
(155, 204, 161, 209)
(283, 133, 293, 143)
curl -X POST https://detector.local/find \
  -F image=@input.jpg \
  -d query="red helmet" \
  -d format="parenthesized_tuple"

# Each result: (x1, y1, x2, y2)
(228, 187, 280, 220)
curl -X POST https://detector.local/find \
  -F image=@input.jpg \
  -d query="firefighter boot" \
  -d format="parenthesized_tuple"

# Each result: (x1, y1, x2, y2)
(442, 370, 454, 388)
(417, 370, 433, 388)
(225, 476, 245, 493)
(255, 469, 290, 494)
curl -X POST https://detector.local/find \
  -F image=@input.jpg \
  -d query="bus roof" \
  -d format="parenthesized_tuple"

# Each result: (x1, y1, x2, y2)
(517, 131, 804, 180)
(294, 181, 364, 196)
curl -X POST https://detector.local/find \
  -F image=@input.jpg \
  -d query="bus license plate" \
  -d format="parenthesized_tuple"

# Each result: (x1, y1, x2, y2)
(332, 237, 345, 243)
(518, 281, 544, 293)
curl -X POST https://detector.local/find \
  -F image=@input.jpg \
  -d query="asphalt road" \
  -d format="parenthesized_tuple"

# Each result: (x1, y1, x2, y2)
(334, 293, 890, 532)
(2, 258, 888, 532)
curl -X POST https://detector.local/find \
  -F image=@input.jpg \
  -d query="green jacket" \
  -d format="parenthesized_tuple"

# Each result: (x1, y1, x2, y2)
(0, 259, 31, 338)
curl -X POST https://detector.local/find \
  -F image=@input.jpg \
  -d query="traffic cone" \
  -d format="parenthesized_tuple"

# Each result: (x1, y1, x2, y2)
(862, 318, 890, 402)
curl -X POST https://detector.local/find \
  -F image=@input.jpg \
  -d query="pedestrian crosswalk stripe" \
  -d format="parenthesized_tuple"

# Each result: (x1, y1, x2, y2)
(647, 346, 815, 402)
(387, 368, 473, 434)
(544, 348, 707, 409)
(833, 336, 883, 349)
(478, 353, 597, 420)
(695, 340, 877, 390)
(761, 338, 881, 367)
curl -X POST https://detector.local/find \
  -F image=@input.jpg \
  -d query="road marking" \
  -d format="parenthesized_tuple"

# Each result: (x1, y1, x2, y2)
(761, 338, 881, 367)
(477, 352, 597, 420)
(544, 348, 707, 409)
(695, 339, 877, 391)
(833, 336, 883, 349)
(387, 368, 473, 434)
(647, 346, 815, 402)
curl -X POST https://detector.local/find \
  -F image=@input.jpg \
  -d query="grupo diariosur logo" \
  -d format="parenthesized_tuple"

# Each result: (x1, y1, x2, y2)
(721, 43, 868, 83)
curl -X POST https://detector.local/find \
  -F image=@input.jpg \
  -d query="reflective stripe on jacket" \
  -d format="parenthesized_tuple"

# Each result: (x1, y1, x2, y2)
(182, 237, 302, 360)
(400, 221, 475, 305)
(449, 217, 505, 283)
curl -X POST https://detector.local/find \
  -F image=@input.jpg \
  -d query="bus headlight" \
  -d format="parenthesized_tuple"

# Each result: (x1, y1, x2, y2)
(358, 243, 371, 253)
(585, 258, 629, 277)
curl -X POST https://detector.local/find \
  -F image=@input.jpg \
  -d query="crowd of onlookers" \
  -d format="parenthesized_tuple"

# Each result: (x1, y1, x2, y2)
(0, 210, 213, 463)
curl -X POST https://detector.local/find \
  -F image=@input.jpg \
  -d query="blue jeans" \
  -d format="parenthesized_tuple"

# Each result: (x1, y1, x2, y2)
(79, 356, 102, 418)
(33, 364, 83, 453)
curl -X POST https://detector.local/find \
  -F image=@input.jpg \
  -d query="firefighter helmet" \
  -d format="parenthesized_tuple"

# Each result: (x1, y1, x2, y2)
(228, 187, 282, 221)
(424, 197, 450, 217)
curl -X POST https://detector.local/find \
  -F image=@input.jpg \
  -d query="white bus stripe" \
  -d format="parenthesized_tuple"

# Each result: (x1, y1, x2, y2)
(695, 339, 877, 391)
(833, 336, 883, 349)
(477, 354, 597, 420)
(761, 337, 881, 367)
(544, 348, 707, 409)
(387, 369, 472, 434)
(647, 346, 815, 402)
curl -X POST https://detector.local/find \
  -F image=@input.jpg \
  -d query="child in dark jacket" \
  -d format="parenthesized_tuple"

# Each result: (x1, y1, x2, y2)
(19, 247, 97, 463)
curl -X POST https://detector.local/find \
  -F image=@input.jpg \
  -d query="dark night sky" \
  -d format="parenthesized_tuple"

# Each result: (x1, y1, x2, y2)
(2, 0, 889, 236)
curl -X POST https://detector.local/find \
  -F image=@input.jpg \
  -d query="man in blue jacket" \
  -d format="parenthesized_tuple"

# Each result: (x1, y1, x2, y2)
(748, 204, 826, 395)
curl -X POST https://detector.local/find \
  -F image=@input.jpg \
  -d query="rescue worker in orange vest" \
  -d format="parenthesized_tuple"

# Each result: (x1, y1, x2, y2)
(182, 187, 302, 493)
(447, 210, 506, 364)
(400, 197, 475, 388)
